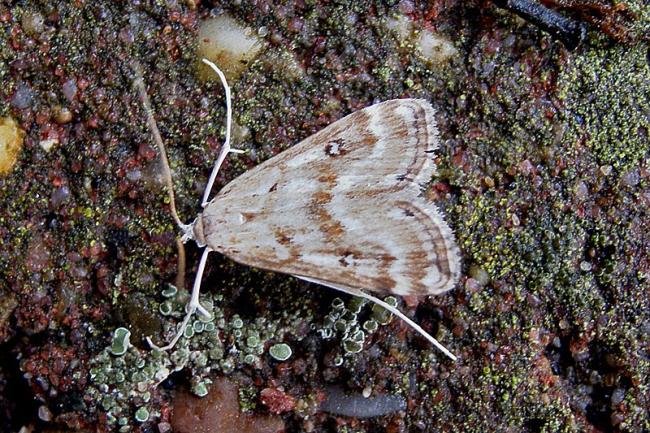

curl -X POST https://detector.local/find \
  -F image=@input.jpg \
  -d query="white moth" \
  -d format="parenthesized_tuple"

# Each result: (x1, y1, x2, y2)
(134, 59, 461, 360)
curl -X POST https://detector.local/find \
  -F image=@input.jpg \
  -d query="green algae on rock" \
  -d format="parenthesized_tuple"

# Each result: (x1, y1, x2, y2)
(558, 43, 650, 173)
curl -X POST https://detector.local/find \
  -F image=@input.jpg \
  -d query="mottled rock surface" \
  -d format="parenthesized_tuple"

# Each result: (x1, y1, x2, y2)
(172, 378, 284, 433)
(0, 1, 647, 432)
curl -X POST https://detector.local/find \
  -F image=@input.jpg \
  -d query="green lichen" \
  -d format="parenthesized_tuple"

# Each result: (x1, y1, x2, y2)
(371, 296, 397, 325)
(319, 295, 401, 356)
(191, 378, 211, 398)
(558, 43, 649, 172)
(269, 343, 293, 361)
(110, 327, 132, 356)
(161, 284, 178, 298)
(88, 277, 409, 423)
(87, 283, 316, 421)
(134, 406, 149, 423)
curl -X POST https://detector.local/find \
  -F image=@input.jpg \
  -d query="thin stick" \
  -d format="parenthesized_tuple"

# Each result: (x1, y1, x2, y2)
(174, 237, 186, 291)
(132, 61, 188, 231)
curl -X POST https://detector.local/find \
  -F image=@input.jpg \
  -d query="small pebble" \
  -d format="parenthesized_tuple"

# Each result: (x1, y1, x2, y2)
(622, 169, 640, 187)
(321, 385, 406, 418)
(40, 138, 59, 152)
(62, 79, 78, 102)
(197, 15, 264, 81)
(468, 264, 490, 286)
(50, 185, 71, 208)
(54, 106, 73, 124)
(38, 405, 52, 421)
(126, 169, 142, 182)
(610, 388, 625, 406)
(11, 82, 34, 109)
(21, 11, 45, 36)
(511, 213, 520, 226)
(0, 117, 25, 175)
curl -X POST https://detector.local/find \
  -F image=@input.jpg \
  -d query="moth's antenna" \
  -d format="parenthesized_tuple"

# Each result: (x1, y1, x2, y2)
(356, 291, 458, 362)
(296, 276, 458, 361)
(200, 58, 244, 207)
(146, 59, 243, 351)
(132, 61, 192, 236)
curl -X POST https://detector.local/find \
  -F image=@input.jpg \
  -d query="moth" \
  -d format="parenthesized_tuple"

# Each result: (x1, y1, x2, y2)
(134, 59, 461, 360)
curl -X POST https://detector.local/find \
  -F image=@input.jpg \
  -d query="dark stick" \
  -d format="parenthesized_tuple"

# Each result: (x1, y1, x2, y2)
(494, 0, 587, 49)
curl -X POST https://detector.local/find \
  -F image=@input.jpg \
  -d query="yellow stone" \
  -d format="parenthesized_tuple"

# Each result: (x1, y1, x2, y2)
(0, 116, 25, 176)
(197, 15, 264, 82)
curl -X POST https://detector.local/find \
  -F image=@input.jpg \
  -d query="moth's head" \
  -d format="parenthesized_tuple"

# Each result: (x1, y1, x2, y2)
(198, 201, 260, 248)
(190, 217, 207, 247)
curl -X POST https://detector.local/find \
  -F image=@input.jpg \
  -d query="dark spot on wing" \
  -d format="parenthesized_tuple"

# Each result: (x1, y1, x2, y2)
(318, 170, 338, 187)
(309, 191, 344, 240)
(337, 250, 360, 267)
(325, 138, 348, 157)
(312, 191, 332, 205)
(241, 212, 256, 222)
(268, 182, 278, 192)
(274, 228, 293, 246)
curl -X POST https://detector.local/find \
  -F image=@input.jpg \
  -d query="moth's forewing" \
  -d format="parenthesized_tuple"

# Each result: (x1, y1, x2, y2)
(199, 99, 460, 296)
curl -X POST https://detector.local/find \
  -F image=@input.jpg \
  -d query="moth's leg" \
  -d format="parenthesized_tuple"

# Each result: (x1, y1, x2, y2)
(147, 247, 213, 351)
(200, 59, 245, 207)
(295, 275, 458, 361)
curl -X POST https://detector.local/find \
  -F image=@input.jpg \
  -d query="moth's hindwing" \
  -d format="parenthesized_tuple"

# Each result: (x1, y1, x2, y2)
(201, 99, 461, 296)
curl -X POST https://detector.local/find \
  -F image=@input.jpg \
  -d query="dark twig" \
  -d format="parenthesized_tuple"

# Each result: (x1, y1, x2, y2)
(494, 0, 587, 49)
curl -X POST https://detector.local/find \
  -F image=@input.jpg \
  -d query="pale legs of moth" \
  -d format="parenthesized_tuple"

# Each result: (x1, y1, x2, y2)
(133, 59, 243, 351)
